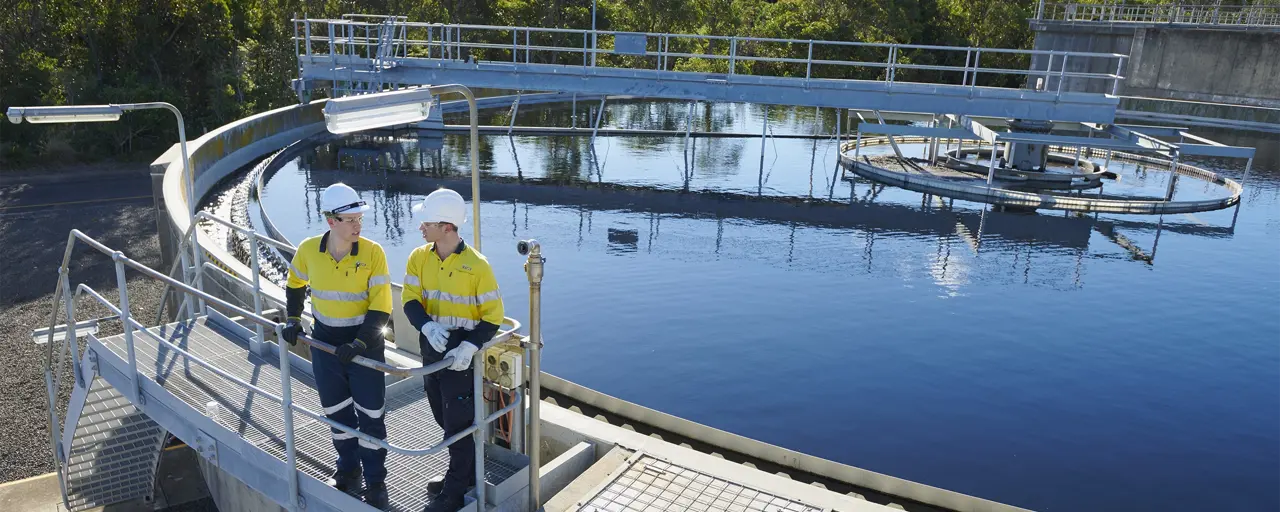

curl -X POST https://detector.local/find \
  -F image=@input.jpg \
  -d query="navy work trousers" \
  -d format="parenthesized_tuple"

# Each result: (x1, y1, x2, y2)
(313, 326, 388, 485)
(422, 330, 477, 497)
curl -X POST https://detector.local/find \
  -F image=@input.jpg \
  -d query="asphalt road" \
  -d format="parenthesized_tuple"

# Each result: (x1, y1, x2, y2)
(0, 164, 168, 483)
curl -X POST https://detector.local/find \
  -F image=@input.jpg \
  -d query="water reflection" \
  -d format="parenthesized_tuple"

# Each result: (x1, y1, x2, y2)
(256, 124, 1280, 512)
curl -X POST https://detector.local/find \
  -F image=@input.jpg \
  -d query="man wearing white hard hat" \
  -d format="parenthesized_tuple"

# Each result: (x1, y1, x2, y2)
(401, 187, 504, 512)
(281, 182, 393, 508)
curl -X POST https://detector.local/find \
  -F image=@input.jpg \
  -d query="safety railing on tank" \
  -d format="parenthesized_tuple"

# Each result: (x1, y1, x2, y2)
(1036, 2, 1280, 27)
(41, 211, 546, 511)
(292, 16, 1131, 97)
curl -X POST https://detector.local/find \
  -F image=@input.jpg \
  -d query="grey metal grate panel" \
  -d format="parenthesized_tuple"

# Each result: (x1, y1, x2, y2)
(577, 455, 824, 512)
(63, 377, 166, 511)
(98, 317, 523, 512)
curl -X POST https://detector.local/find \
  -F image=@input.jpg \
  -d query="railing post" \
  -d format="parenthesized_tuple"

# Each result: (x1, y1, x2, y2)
(1037, 0, 1046, 19)
(277, 322, 301, 512)
(250, 236, 265, 355)
(113, 253, 140, 403)
(970, 50, 981, 93)
(1112, 56, 1124, 95)
(729, 38, 737, 75)
(805, 40, 813, 80)
(513, 29, 518, 63)
(473, 341, 486, 509)
(1057, 54, 1069, 97)
(522, 240, 545, 510)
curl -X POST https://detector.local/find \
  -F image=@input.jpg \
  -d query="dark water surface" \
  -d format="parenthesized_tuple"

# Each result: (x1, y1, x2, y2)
(258, 101, 1280, 511)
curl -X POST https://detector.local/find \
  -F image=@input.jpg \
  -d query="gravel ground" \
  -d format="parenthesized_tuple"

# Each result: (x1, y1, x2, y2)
(0, 165, 169, 483)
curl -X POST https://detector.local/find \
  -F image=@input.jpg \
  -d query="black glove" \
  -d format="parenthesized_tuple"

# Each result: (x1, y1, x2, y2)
(281, 317, 304, 346)
(335, 338, 368, 364)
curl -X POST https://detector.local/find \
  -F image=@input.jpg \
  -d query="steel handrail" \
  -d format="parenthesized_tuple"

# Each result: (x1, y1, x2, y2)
(1037, 2, 1280, 26)
(203, 258, 522, 376)
(191, 212, 525, 376)
(70, 282, 523, 458)
(293, 18, 1130, 92)
(295, 18, 1134, 58)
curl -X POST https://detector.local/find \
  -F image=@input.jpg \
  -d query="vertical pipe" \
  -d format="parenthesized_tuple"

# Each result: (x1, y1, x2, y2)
(592, 97, 607, 141)
(513, 30, 518, 63)
(114, 255, 139, 403)
(473, 346, 486, 509)
(1240, 157, 1254, 189)
(854, 129, 862, 160)
(971, 51, 982, 92)
(526, 30, 531, 64)
(277, 323, 300, 512)
(986, 143, 999, 185)
(758, 105, 769, 194)
(525, 242, 545, 510)
(571, 94, 577, 129)
(250, 236, 264, 355)
(1164, 153, 1180, 201)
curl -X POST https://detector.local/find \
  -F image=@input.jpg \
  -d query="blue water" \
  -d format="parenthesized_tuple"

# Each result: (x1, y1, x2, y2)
(257, 101, 1280, 511)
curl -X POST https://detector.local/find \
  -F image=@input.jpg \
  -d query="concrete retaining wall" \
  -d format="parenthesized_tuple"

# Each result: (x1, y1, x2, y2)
(1031, 21, 1280, 110)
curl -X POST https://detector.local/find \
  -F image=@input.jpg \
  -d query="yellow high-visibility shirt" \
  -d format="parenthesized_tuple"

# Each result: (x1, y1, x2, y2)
(402, 241, 504, 334)
(287, 233, 392, 328)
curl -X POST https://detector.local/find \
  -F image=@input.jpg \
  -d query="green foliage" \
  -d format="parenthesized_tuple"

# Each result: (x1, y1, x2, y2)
(1, 0, 1045, 164)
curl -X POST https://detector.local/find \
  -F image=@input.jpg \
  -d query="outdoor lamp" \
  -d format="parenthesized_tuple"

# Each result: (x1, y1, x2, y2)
(322, 87, 435, 134)
(7, 105, 125, 124)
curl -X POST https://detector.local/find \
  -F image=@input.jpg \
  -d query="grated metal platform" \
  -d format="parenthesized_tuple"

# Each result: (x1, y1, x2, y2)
(95, 317, 521, 512)
(577, 454, 824, 512)
(62, 377, 168, 511)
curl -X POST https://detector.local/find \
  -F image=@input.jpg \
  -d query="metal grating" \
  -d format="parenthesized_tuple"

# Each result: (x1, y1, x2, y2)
(98, 318, 523, 512)
(63, 377, 167, 511)
(577, 454, 824, 512)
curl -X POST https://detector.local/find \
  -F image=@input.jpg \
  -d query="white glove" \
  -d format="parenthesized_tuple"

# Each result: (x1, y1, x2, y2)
(444, 342, 479, 371)
(422, 321, 449, 353)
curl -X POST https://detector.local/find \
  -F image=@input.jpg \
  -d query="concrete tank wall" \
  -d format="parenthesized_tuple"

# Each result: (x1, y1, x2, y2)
(1031, 22, 1280, 108)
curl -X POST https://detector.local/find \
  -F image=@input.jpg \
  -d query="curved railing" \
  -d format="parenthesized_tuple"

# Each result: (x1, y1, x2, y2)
(840, 135, 1242, 214)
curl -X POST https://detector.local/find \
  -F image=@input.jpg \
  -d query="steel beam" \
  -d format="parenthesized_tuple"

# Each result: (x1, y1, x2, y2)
(301, 59, 1121, 123)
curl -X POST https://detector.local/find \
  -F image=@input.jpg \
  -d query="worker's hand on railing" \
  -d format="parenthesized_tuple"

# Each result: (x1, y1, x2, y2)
(281, 317, 305, 346)
(422, 321, 448, 352)
(444, 341, 478, 371)
(336, 339, 368, 364)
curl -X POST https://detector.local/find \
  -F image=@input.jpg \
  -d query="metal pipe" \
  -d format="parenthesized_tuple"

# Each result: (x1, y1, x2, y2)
(473, 344, 486, 508)
(523, 239, 545, 510)
(278, 322, 300, 511)
(1164, 153, 1181, 201)
(113, 254, 140, 403)
(250, 236, 265, 355)
(986, 144, 999, 186)
(758, 105, 769, 194)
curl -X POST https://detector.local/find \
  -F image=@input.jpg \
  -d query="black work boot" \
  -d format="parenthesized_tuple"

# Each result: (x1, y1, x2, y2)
(421, 492, 465, 512)
(364, 481, 390, 509)
(425, 478, 444, 497)
(325, 468, 362, 495)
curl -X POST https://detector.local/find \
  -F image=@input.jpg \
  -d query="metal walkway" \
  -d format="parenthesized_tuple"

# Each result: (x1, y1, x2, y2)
(82, 314, 522, 512)
(293, 16, 1128, 123)
(41, 221, 537, 512)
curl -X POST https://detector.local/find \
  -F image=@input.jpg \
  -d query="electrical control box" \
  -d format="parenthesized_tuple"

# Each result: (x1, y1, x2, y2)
(484, 345, 523, 390)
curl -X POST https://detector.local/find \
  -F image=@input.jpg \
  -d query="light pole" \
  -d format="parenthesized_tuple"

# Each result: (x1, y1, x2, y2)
(7, 102, 203, 312)
(321, 84, 484, 251)
(592, 0, 598, 67)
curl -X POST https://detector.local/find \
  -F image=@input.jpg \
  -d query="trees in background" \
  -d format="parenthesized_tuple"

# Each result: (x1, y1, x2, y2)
(1, 0, 1042, 164)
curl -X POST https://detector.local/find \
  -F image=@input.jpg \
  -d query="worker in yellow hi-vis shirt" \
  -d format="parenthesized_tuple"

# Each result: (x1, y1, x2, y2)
(281, 183, 392, 509)
(402, 188, 504, 512)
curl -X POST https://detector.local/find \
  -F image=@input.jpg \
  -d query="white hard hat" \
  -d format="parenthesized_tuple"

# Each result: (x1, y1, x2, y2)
(412, 188, 467, 226)
(320, 183, 371, 215)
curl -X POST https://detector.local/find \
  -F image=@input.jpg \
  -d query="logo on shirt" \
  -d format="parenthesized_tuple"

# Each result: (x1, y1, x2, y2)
(460, 264, 472, 272)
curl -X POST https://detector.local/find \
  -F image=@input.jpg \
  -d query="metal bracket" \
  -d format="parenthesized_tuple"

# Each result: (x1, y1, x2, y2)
(192, 430, 218, 466)
(87, 349, 100, 378)
(519, 335, 544, 350)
